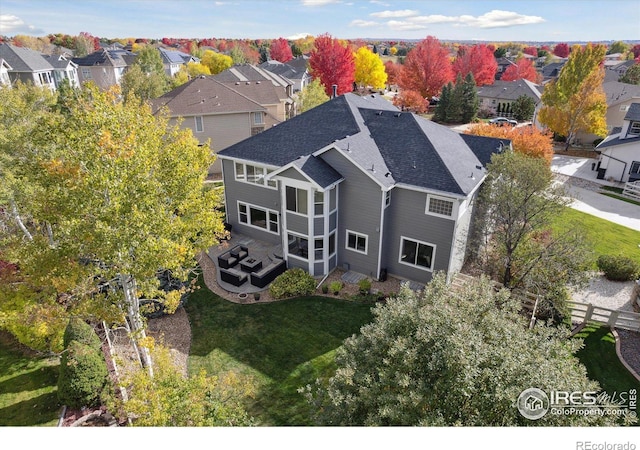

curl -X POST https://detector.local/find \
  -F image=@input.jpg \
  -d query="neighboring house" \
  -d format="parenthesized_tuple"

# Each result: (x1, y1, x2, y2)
(42, 54, 80, 88)
(158, 47, 197, 77)
(494, 57, 516, 80)
(259, 56, 311, 93)
(0, 58, 12, 87)
(604, 60, 637, 82)
(573, 81, 640, 146)
(541, 61, 566, 83)
(73, 48, 136, 89)
(151, 75, 282, 175)
(477, 79, 543, 119)
(595, 102, 640, 183)
(217, 93, 508, 285)
(213, 64, 295, 120)
(0, 43, 56, 90)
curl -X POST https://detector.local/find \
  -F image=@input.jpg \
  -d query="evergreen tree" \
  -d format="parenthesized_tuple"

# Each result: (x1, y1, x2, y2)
(433, 82, 451, 123)
(460, 72, 479, 123)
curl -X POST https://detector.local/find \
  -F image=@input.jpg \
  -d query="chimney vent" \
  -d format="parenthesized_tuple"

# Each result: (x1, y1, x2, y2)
(331, 84, 338, 98)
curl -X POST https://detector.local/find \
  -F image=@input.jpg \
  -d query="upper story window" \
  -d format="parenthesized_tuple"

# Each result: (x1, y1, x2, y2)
(346, 230, 367, 254)
(195, 116, 204, 133)
(314, 191, 324, 216)
(629, 121, 640, 136)
(81, 68, 92, 79)
(384, 190, 391, 208)
(426, 195, 454, 218)
(234, 162, 277, 189)
(286, 186, 308, 215)
(253, 112, 264, 125)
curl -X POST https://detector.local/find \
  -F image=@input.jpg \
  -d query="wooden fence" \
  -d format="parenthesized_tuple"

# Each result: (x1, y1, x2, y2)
(568, 301, 640, 332)
(622, 180, 640, 201)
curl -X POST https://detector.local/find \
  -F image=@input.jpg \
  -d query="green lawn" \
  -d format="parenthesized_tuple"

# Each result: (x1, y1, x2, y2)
(0, 333, 61, 426)
(550, 207, 640, 266)
(575, 324, 640, 397)
(185, 278, 375, 425)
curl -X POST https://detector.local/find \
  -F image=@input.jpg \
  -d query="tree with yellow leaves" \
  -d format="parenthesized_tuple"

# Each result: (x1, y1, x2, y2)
(353, 46, 387, 92)
(539, 43, 608, 150)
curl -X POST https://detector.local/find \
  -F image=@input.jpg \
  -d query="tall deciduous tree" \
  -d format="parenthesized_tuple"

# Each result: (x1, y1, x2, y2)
(620, 63, 640, 84)
(470, 151, 591, 310)
(201, 50, 233, 75)
(501, 57, 541, 83)
(553, 43, 570, 58)
(466, 122, 554, 164)
(305, 274, 616, 426)
(539, 44, 608, 149)
(452, 44, 497, 86)
(269, 37, 293, 63)
(383, 60, 401, 89)
(397, 36, 453, 100)
(309, 33, 355, 97)
(353, 46, 387, 91)
(0, 83, 225, 352)
(296, 78, 330, 113)
(122, 46, 170, 102)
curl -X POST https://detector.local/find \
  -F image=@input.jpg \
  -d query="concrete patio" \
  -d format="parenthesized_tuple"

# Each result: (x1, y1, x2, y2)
(207, 233, 284, 296)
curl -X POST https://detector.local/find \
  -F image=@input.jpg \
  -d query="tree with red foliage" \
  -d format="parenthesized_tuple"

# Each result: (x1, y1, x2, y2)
(452, 44, 497, 86)
(630, 44, 640, 60)
(501, 57, 541, 83)
(392, 89, 428, 113)
(384, 60, 401, 87)
(309, 33, 355, 97)
(397, 36, 453, 100)
(270, 38, 293, 63)
(523, 46, 538, 57)
(553, 43, 570, 58)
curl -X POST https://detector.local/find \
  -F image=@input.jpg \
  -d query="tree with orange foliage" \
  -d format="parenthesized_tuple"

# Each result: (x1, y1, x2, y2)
(397, 36, 453, 100)
(392, 89, 428, 113)
(452, 44, 498, 86)
(501, 57, 541, 83)
(270, 37, 293, 63)
(309, 33, 355, 97)
(384, 60, 401, 88)
(465, 123, 554, 165)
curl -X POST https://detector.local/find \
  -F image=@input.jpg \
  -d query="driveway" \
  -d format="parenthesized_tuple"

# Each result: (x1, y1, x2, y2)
(551, 155, 640, 231)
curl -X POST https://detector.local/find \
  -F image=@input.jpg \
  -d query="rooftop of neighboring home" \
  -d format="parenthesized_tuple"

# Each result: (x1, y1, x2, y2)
(597, 102, 640, 149)
(477, 78, 543, 101)
(72, 48, 136, 68)
(0, 43, 53, 72)
(42, 54, 76, 69)
(603, 81, 640, 106)
(258, 57, 310, 81)
(151, 75, 267, 116)
(213, 64, 292, 89)
(219, 93, 506, 197)
(158, 47, 195, 64)
(541, 61, 566, 80)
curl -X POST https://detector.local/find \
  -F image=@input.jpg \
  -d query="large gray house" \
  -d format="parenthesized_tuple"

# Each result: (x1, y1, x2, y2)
(217, 93, 508, 285)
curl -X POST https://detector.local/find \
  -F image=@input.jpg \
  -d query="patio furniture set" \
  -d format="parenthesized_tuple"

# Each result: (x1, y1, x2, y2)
(218, 244, 287, 288)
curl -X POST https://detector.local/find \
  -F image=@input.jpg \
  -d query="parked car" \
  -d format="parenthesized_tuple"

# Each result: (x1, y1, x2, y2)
(490, 117, 518, 126)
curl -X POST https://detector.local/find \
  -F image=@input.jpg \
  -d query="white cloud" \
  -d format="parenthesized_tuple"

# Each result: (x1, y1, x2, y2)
(370, 9, 419, 18)
(386, 20, 427, 31)
(0, 14, 44, 35)
(369, 0, 390, 6)
(350, 19, 378, 27)
(301, 0, 340, 6)
(405, 10, 545, 29)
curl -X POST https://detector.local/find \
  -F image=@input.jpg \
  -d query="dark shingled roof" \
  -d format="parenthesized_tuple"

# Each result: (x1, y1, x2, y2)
(220, 93, 505, 195)
(219, 95, 360, 166)
(624, 103, 640, 122)
(0, 43, 53, 72)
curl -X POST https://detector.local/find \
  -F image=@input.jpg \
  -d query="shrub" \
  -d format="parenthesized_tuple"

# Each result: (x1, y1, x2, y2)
(329, 281, 343, 295)
(63, 318, 102, 351)
(57, 340, 108, 408)
(597, 255, 640, 281)
(358, 278, 372, 295)
(321, 284, 329, 294)
(269, 268, 316, 299)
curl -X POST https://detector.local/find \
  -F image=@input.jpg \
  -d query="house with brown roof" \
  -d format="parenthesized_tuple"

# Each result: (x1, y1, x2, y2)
(152, 75, 285, 175)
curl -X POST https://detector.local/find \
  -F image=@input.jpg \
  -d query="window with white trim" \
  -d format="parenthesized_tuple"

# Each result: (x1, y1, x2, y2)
(81, 68, 92, 79)
(629, 121, 640, 136)
(286, 186, 308, 215)
(234, 162, 276, 189)
(346, 230, 367, 254)
(238, 202, 279, 234)
(399, 237, 435, 271)
(328, 231, 336, 256)
(384, 190, 391, 208)
(314, 238, 324, 259)
(630, 161, 640, 176)
(253, 112, 264, 125)
(288, 234, 308, 259)
(195, 116, 204, 133)
(314, 191, 324, 216)
(426, 195, 454, 217)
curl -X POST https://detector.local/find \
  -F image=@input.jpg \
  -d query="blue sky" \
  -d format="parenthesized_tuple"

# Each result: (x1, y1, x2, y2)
(0, 0, 638, 42)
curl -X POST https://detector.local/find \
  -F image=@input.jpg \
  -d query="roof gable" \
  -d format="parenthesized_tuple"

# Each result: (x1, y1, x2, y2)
(0, 43, 53, 72)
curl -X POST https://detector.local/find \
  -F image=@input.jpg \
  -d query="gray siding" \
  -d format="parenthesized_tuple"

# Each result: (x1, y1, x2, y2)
(314, 217, 324, 235)
(383, 187, 456, 284)
(319, 149, 382, 278)
(221, 159, 281, 245)
(286, 212, 308, 235)
(449, 195, 475, 277)
(278, 167, 307, 182)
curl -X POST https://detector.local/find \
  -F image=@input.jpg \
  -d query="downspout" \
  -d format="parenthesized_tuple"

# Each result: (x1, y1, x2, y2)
(600, 153, 627, 182)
